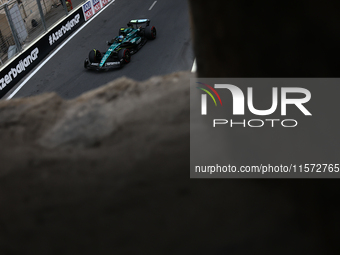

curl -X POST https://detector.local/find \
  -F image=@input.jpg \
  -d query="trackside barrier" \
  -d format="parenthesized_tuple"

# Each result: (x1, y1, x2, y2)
(82, 0, 110, 21)
(0, 0, 113, 98)
(0, 7, 84, 98)
(0, 0, 72, 67)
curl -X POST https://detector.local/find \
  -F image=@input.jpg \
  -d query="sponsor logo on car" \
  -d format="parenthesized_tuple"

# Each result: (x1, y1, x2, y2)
(91, 63, 99, 66)
(130, 19, 148, 23)
(106, 62, 120, 66)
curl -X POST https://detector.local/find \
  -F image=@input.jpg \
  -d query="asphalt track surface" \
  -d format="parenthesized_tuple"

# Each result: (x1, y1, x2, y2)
(11, 0, 194, 99)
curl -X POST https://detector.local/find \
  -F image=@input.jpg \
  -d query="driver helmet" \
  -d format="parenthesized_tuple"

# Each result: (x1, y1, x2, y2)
(118, 35, 124, 42)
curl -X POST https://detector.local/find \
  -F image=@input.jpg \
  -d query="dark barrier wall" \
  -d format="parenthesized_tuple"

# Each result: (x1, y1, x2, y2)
(0, 8, 85, 99)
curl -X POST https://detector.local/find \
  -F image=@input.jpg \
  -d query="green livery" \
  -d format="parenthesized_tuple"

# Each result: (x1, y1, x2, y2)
(84, 19, 157, 70)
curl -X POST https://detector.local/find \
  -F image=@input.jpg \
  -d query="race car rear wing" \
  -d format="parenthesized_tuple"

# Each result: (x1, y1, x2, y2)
(127, 19, 151, 27)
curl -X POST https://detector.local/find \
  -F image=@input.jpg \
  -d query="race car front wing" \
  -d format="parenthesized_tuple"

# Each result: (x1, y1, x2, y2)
(84, 59, 122, 70)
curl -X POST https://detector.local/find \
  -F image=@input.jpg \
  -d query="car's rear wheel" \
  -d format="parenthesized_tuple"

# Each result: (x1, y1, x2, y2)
(118, 48, 131, 65)
(145, 26, 156, 40)
(89, 49, 102, 63)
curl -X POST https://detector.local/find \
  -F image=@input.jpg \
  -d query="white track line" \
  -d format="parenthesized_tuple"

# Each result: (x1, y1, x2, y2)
(6, 0, 115, 100)
(191, 58, 196, 72)
(149, 1, 157, 10)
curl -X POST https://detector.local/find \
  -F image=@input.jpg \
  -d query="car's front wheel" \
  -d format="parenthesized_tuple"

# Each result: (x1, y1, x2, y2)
(88, 49, 102, 63)
(118, 48, 131, 66)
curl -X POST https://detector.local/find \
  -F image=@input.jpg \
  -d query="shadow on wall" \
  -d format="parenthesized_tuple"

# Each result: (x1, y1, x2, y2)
(189, 0, 340, 254)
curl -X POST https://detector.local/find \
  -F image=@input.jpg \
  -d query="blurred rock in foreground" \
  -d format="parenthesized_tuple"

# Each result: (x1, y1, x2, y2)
(1, 71, 338, 255)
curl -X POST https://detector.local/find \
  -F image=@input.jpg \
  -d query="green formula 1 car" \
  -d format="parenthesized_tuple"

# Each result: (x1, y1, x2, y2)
(84, 19, 157, 70)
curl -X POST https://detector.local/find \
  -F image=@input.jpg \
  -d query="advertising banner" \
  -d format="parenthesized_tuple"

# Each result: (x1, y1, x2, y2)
(92, 0, 102, 14)
(101, 0, 110, 7)
(0, 8, 85, 99)
(82, 1, 94, 21)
